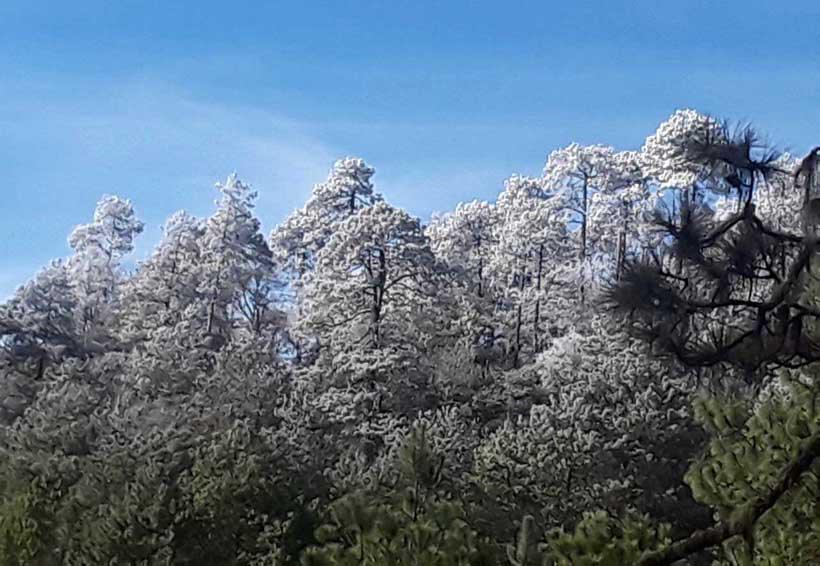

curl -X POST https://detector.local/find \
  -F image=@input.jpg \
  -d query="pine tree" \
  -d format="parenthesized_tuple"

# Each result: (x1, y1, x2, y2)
(682, 372, 819, 565)
(302, 425, 494, 566)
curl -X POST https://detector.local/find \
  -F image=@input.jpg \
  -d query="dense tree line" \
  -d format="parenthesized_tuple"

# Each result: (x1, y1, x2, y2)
(0, 110, 817, 564)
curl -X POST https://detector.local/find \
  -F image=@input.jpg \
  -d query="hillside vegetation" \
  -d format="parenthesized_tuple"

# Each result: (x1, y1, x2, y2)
(1, 111, 818, 565)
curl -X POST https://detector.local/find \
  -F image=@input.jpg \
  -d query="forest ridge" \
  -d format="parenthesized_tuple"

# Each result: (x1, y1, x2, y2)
(0, 110, 818, 565)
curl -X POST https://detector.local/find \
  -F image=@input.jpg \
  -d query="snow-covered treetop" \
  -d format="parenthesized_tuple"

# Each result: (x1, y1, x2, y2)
(270, 157, 381, 280)
(68, 195, 144, 260)
(543, 143, 619, 194)
(495, 175, 569, 250)
(312, 157, 378, 215)
(641, 109, 726, 188)
(293, 200, 446, 388)
(215, 172, 257, 207)
(427, 199, 496, 267)
(206, 174, 264, 250)
(497, 175, 548, 208)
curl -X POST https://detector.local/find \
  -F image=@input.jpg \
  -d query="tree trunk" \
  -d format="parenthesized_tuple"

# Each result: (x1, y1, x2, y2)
(370, 248, 387, 348)
(534, 244, 544, 352)
(580, 176, 588, 304)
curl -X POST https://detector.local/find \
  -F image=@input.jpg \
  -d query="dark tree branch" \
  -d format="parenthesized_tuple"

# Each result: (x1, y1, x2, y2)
(638, 431, 820, 565)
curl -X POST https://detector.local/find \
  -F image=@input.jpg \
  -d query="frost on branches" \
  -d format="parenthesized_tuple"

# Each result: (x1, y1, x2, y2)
(1, 110, 817, 565)
(270, 157, 381, 284)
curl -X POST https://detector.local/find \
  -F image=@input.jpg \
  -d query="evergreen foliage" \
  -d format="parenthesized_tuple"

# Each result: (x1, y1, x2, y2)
(1, 111, 818, 564)
(686, 374, 819, 565)
(301, 426, 494, 566)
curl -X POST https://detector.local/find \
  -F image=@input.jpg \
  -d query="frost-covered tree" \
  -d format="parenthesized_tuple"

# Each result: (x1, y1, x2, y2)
(612, 128, 814, 374)
(609, 124, 820, 565)
(428, 200, 497, 301)
(271, 158, 381, 360)
(543, 144, 624, 299)
(471, 318, 702, 533)
(426, 200, 501, 374)
(2, 111, 818, 565)
(199, 174, 282, 344)
(0, 270, 79, 437)
(68, 195, 144, 260)
(586, 150, 653, 280)
(0, 262, 78, 375)
(66, 195, 144, 352)
(117, 211, 205, 344)
(271, 157, 381, 283)
(298, 201, 442, 391)
(641, 109, 727, 194)
(491, 175, 576, 366)
(0, 197, 142, 424)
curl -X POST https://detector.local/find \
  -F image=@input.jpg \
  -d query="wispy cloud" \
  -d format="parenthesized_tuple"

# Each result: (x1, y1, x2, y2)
(2, 73, 526, 295)
(1, 74, 343, 293)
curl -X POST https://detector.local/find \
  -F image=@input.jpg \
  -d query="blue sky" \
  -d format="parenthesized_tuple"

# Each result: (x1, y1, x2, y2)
(2, 1, 820, 297)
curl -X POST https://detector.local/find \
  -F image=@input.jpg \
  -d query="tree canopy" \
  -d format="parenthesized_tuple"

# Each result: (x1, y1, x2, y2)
(1, 111, 818, 565)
